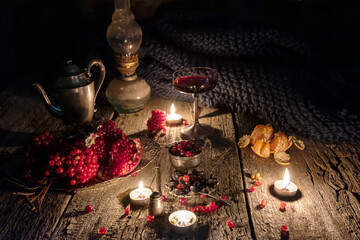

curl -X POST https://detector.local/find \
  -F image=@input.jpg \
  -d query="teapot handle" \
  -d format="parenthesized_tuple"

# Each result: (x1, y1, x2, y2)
(87, 60, 106, 103)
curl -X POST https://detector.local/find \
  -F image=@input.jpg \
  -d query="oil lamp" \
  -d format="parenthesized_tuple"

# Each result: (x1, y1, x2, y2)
(106, 0, 150, 113)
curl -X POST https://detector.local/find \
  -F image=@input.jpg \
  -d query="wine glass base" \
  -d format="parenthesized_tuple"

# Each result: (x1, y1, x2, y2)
(181, 123, 214, 140)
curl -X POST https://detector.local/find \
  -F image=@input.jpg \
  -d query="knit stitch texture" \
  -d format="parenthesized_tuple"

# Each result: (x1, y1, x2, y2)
(137, 3, 360, 142)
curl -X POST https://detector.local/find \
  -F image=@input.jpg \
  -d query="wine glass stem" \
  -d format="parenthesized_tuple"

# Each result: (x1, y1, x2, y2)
(193, 94, 199, 124)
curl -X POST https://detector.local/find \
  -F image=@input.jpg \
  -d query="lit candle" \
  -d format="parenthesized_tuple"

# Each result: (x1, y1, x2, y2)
(166, 104, 182, 125)
(129, 181, 152, 206)
(169, 210, 197, 234)
(274, 168, 298, 198)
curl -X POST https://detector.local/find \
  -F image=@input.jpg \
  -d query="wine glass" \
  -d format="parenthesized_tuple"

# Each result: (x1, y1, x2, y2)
(173, 67, 218, 140)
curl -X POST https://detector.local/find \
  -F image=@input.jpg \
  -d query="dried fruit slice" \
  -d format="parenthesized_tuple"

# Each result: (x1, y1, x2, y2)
(284, 136, 294, 151)
(274, 151, 291, 165)
(250, 124, 273, 146)
(270, 131, 288, 153)
(293, 137, 305, 150)
(251, 139, 270, 158)
(238, 135, 250, 148)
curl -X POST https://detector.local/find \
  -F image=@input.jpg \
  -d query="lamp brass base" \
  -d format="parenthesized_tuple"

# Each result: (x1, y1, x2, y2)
(114, 53, 139, 76)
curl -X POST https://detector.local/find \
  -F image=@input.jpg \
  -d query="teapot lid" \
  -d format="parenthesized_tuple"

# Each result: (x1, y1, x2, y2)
(59, 60, 84, 77)
(53, 60, 90, 89)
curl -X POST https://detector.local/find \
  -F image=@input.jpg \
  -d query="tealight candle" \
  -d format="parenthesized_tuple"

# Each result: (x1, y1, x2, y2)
(274, 168, 298, 198)
(169, 210, 197, 234)
(129, 181, 152, 206)
(166, 104, 182, 125)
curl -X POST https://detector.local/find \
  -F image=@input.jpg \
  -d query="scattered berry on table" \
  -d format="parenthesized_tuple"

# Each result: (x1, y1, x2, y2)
(85, 205, 93, 213)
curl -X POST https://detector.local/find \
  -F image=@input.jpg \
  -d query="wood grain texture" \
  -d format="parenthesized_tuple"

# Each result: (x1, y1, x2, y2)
(0, 83, 113, 240)
(235, 112, 360, 240)
(51, 97, 252, 239)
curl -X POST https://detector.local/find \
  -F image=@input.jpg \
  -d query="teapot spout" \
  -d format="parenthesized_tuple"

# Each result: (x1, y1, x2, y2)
(33, 83, 63, 118)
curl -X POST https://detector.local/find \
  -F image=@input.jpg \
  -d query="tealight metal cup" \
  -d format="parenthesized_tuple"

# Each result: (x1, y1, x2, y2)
(169, 210, 197, 234)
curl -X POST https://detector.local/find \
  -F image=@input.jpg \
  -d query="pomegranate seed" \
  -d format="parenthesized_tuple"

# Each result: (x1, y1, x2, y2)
(85, 205, 93, 213)
(98, 227, 106, 235)
(281, 225, 288, 231)
(226, 220, 234, 228)
(124, 204, 130, 215)
(179, 198, 187, 205)
(147, 215, 154, 222)
(220, 195, 227, 200)
(70, 179, 76, 185)
(195, 205, 203, 212)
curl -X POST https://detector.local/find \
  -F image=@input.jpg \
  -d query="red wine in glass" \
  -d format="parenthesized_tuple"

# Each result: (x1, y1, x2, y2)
(173, 75, 217, 94)
(172, 67, 218, 140)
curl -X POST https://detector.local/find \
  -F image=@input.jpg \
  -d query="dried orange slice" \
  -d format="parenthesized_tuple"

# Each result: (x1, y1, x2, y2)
(263, 124, 274, 143)
(284, 136, 293, 151)
(250, 124, 273, 145)
(293, 137, 305, 150)
(274, 151, 291, 165)
(270, 131, 288, 153)
(251, 139, 270, 158)
(238, 135, 250, 148)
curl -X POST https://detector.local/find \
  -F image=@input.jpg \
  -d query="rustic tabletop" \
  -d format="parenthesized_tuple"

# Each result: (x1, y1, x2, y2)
(0, 83, 359, 240)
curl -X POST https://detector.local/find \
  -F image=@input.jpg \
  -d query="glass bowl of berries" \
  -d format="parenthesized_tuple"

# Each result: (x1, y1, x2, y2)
(168, 140, 203, 172)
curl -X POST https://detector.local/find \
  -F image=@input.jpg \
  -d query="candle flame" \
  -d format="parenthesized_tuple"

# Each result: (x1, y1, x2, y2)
(283, 168, 290, 189)
(139, 181, 144, 193)
(171, 103, 175, 115)
(179, 212, 186, 225)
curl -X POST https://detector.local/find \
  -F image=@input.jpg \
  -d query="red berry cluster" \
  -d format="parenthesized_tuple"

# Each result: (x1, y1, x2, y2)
(147, 109, 167, 134)
(110, 139, 138, 177)
(169, 141, 202, 157)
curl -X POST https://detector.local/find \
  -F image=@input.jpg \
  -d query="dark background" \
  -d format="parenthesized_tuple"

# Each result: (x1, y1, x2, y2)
(1, 0, 360, 93)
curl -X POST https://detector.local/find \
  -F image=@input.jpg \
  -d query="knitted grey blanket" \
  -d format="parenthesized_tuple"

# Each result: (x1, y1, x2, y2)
(137, 3, 360, 142)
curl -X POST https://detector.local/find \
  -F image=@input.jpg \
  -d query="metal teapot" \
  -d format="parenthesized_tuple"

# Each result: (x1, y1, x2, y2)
(34, 60, 105, 124)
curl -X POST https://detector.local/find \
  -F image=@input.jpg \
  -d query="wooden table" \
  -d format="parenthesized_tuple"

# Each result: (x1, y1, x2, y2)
(0, 83, 360, 240)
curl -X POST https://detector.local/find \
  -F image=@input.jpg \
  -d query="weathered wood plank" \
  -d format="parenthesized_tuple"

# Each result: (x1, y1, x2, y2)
(235, 112, 360, 240)
(51, 96, 252, 239)
(0, 81, 114, 240)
